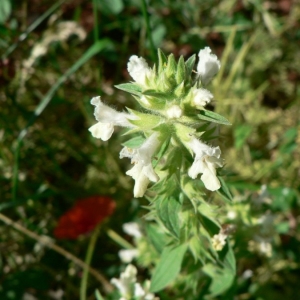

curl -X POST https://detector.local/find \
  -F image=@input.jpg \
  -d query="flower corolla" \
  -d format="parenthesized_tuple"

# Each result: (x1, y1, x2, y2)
(120, 133, 160, 198)
(192, 88, 213, 107)
(123, 222, 142, 239)
(111, 264, 137, 298)
(111, 265, 157, 300)
(187, 138, 223, 191)
(119, 249, 139, 263)
(127, 55, 152, 86)
(88, 96, 136, 141)
(212, 232, 227, 251)
(166, 105, 183, 119)
(197, 47, 220, 85)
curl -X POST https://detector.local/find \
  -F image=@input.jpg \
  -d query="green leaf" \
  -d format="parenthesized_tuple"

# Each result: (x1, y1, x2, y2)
(202, 263, 235, 297)
(122, 136, 145, 148)
(157, 48, 167, 74)
(222, 243, 236, 273)
(146, 224, 166, 253)
(176, 56, 186, 84)
(161, 147, 183, 176)
(150, 243, 188, 293)
(156, 196, 181, 238)
(115, 83, 142, 96)
(197, 213, 220, 237)
(166, 54, 177, 77)
(153, 135, 170, 166)
(197, 110, 231, 125)
(216, 176, 233, 203)
(234, 124, 252, 149)
(203, 244, 236, 296)
(185, 54, 196, 78)
(96, 0, 124, 15)
(127, 109, 161, 130)
(0, 0, 11, 24)
(95, 289, 104, 300)
(142, 89, 172, 101)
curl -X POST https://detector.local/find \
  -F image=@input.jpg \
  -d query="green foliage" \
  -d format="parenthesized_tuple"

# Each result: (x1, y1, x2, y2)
(155, 195, 182, 239)
(150, 243, 188, 293)
(197, 110, 231, 125)
(0, 0, 11, 24)
(1, 0, 300, 299)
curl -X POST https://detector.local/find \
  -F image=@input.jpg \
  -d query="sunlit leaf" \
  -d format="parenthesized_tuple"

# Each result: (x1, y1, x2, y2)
(150, 243, 188, 293)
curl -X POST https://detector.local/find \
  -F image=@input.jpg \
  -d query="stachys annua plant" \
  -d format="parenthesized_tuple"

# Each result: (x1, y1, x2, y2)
(89, 48, 235, 296)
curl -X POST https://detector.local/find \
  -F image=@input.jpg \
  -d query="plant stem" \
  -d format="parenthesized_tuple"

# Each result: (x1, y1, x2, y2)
(0, 213, 113, 293)
(107, 229, 134, 249)
(140, 0, 156, 62)
(92, 0, 99, 42)
(80, 224, 101, 300)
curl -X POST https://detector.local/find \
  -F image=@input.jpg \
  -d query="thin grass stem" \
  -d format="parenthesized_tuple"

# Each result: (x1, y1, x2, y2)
(11, 40, 112, 203)
(140, 0, 156, 62)
(92, 0, 99, 42)
(0, 212, 113, 293)
(1, 0, 66, 60)
(80, 224, 101, 300)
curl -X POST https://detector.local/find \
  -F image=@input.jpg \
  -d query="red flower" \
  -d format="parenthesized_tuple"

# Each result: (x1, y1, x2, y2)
(54, 195, 115, 239)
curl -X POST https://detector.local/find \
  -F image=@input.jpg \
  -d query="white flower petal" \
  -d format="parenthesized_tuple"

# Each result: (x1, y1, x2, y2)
(197, 47, 220, 85)
(91, 96, 135, 127)
(111, 264, 138, 297)
(88, 122, 114, 141)
(89, 96, 137, 141)
(121, 133, 161, 197)
(119, 249, 139, 263)
(131, 169, 150, 198)
(201, 161, 221, 191)
(193, 88, 213, 107)
(142, 164, 159, 182)
(166, 105, 183, 119)
(123, 222, 142, 238)
(127, 55, 152, 85)
(212, 233, 227, 251)
(187, 138, 223, 191)
(134, 283, 145, 297)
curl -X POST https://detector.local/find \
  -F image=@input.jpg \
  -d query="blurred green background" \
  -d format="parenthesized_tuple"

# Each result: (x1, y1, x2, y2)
(0, 0, 299, 299)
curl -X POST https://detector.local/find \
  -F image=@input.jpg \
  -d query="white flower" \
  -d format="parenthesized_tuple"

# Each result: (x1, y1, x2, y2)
(127, 55, 152, 86)
(88, 96, 136, 141)
(227, 210, 237, 220)
(187, 138, 223, 191)
(120, 132, 160, 197)
(242, 269, 253, 279)
(254, 236, 272, 257)
(197, 47, 220, 85)
(192, 88, 213, 107)
(134, 281, 156, 300)
(119, 249, 139, 263)
(166, 105, 183, 119)
(111, 264, 137, 298)
(123, 222, 142, 239)
(212, 232, 227, 251)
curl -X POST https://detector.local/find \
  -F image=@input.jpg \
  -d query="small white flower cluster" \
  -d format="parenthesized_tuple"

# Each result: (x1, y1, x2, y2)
(118, 222, 142, 263)
(89, 47, 224, 196)
(212, 232, 227, 251)
(111, 264, 158, 300)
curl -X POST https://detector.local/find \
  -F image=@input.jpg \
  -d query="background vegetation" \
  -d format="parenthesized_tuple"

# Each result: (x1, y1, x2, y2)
(0, 0, 299, 299)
